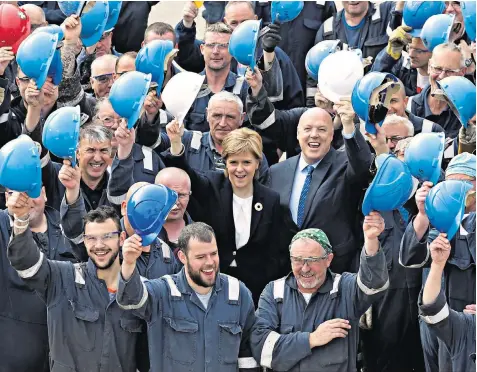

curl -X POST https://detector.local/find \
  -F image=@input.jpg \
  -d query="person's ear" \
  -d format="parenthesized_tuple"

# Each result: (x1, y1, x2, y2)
(178, 249, 187, 266)
(119, 231, 127, 246)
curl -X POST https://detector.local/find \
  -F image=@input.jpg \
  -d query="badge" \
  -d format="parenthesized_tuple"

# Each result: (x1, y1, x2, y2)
(254, 202, 263, 211)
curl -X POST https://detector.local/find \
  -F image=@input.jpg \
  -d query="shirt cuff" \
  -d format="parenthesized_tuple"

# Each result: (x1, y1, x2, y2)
(342, 129, 355, 139)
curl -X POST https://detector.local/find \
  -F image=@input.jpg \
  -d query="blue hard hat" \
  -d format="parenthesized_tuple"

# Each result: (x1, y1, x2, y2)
(305, 40, 341, 81)
(33, 24, 65, 41)
(58, 1, 85, 16)
(136, 39, 176, 90)
(403, 1, 446, 37)
(105, 1, 122, 31)
(0, 135, 42, 198)
(33, 25, 65, 86)
(462, 1, 476, 42)
(127, 184, 178, 246)
(271, 1, 304, 23)
(42, 106, 81, 167)
(80, 1, 109, 47)
(421, 14, 455, 52)
(16, 32, 61, 89)
(425, 180, 472, 240)
(109, 71, 152, 129)
(404, 132, 445, 185)
(436, 76, 476, 128)
(229, 19, 261, 70)
(362, 154, 414, 215)
(351, 72, 400, 135)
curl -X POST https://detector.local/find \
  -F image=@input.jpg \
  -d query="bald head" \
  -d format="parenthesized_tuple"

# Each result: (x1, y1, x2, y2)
(20, 4, 46, 29)
(155, 167, 191, 222)
(126, 182, 150, 202)
(297, 108, 334, 164)
(155, 167, 191, 189)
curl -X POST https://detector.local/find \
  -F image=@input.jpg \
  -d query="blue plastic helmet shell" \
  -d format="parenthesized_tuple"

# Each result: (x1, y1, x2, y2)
(33, 24, 65, 41)
(461, 1, 476, 42)
(437, 76, 476, 128)
(136, 40, 176, 89)
(271, 1, 304, 23)
(127, 184, 178, 246)
(109, 71, 152, 129)
(403, 1, 446, 37)
(421, 14, 455, 52)
(229, 19, 261, 70)
(351, 72, 400, 135)
(425, 180, 472, 240)
(58, 1, 85, 16)
(305, 40, 341, 81)
(16, 32, 59, 89)
(80, 1, 109, 47)
(105, 1, 122, 31)
(32, 26, 64, 86)
(362, 154, 413, 215)
(42, 106, 81, 167)
(404, 132, 445, 185)
(0, 135, 42, 198)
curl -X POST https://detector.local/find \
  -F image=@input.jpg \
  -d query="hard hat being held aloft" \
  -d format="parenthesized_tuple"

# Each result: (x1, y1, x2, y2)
(104, 1, 122, 32)
(362, 154, 414, 215)
(271, 1, 304, 23)
(461, 1, 476, 42)
(0, 135, 42, 198)
(0, 4, 31, 54)
(17, 32, 62, 89)
(229, 20, 262, 71)
(127, 184, 178, 246)
(403, 1, 446, 37)
(161, 71, 206, 127)
(425, 180, 473, 240)
(420, 14, 455, 52)
(32, 25, 65, 86)
(404, 132, 445, 185)
(58, 1, 109, 47)
(42, 106, 81, 167)
(435, 76, 476, 128)
(305, 40, 342, 81)
(318, 50, 364, 104)
(109, 71, 152, 129)
(136, 40, 178, 93)
(351, 72, 400, 135)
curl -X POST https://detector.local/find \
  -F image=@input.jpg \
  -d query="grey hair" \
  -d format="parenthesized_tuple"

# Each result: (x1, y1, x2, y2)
(431, 42, 466, 69)
(382, 114, 415, 136)
(209, 91, 244, 113)
(225, 1, 255, 13)
(79, 124, 113, 144)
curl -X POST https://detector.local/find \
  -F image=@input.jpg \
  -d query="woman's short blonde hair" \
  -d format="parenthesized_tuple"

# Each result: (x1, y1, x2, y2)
(221, 128, 263, 178)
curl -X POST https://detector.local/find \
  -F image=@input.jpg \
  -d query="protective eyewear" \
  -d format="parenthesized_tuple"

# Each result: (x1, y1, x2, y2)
(290, 254, 328, 266)
(84, 231, 121, 245)
(92, 73, 114, 84)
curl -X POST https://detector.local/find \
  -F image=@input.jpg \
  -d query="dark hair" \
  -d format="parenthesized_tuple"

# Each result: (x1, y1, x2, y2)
(83, 206, 121, 232)
(178, 222, 216, 255)
(115, 51, 138, 72)
(144, 22, 176, 44)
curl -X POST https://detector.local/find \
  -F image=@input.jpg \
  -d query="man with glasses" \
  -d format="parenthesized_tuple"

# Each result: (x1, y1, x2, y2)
(372, 26, 432, 96)
(6, 204, 142, 371)
(250, 218, 389, 372)
(89, 54, 118, 99)
(407, 42, 467, 139)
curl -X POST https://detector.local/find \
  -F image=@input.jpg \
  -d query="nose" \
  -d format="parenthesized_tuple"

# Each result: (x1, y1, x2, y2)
(445, 3, 455, 14)
(93, 151, 102, 161)
(301, 262, 311, 272)
(387, 139, 396, 149)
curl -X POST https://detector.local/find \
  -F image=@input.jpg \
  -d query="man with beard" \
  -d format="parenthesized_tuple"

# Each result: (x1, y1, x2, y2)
(6, 203, 141, 371)
(250, 215, 389, 372)
(117, 222, 260, 372)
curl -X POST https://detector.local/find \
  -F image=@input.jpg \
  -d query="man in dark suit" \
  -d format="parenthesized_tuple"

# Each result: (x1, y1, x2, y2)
(268, 105, 372, 274)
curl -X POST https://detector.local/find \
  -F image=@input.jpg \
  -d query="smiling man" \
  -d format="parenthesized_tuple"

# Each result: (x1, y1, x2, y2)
(268, 107, 372, 274)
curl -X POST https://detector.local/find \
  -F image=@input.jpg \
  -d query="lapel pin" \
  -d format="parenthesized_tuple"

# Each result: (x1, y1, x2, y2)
(254, 202, 263, 211)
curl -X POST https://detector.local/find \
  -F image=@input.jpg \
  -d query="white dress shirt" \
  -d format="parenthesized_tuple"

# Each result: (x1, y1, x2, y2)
(289, 155, 320, 225)
(233, 193, 253, 249)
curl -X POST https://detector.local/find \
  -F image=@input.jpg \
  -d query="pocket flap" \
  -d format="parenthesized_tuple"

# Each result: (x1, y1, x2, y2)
(219, 322, 242, 335)
(303, 18, 321, 30)
(73, 304, 99, 322)
(120, 318, 144, 333)
(164, 317, 199, 333)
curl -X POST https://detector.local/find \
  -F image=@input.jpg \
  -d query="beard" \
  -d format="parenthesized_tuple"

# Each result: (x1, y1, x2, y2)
(90, 247, 120, 270)
(186, 260, 218, 289)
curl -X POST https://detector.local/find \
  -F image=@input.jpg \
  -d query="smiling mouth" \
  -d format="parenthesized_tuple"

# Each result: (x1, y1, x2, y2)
(89, 163, 104, 169)
(308, 142, 320, 149)
(300, 272, 315, 279)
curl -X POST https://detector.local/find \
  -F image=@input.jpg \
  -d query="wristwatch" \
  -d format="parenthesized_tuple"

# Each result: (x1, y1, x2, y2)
(465, 58, 474, 67)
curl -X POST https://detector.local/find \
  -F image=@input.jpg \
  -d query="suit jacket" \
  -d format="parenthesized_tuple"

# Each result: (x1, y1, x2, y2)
(164, 151, 284, 302)
(269, 130, 372, 273)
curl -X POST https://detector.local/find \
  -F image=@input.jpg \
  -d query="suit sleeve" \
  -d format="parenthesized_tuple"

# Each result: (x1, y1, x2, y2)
(250, 283, 312, 371)
(344, 129, 373, 186)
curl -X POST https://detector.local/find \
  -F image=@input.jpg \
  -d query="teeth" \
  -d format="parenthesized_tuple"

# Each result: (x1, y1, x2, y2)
(202, 269, 213, 273)
(300, 273, 314, 278)
(90, 164, 102, 168)
(309, 143, 320, 148)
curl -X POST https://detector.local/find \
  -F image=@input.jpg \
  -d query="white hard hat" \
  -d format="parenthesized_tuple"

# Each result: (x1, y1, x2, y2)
(161, 72, 206, 125)
(318, 50, 364, 103)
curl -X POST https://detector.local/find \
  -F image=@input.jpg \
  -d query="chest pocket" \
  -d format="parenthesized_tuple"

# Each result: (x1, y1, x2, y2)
(163, 317, 199, 364)
(120, 317, 144, 333)
(313, 338, 348, 370)
(218, 322, 243, 364)
(70, 303, 100, 352)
